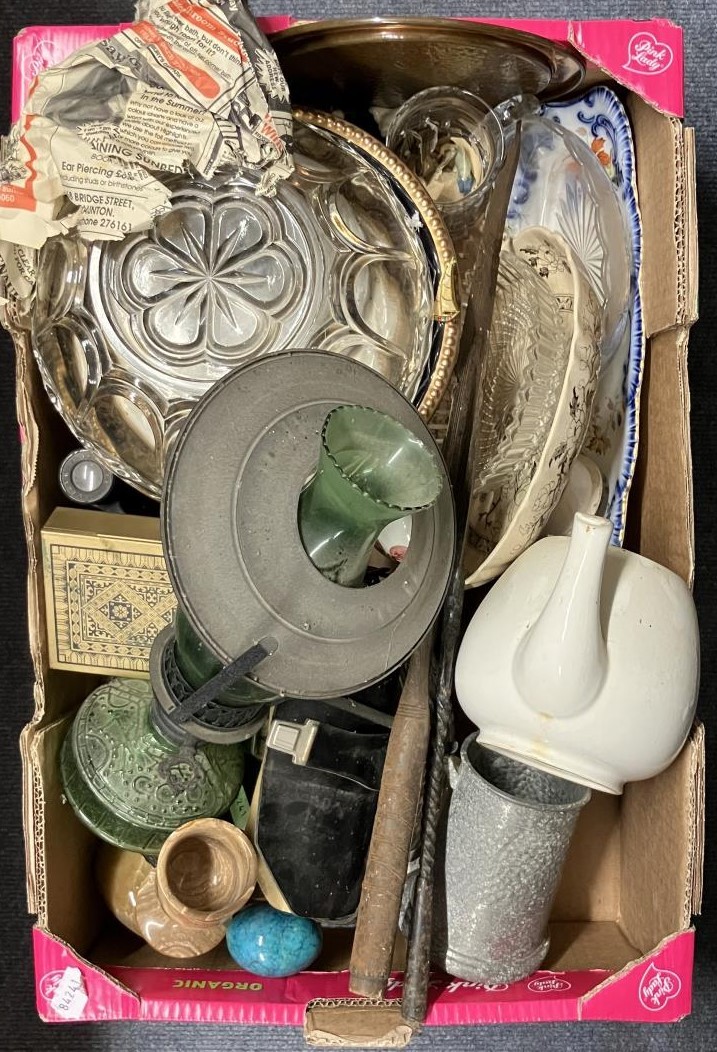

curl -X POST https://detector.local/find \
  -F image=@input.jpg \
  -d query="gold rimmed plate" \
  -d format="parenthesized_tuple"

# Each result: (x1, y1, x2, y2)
(272, 17, 585, 115)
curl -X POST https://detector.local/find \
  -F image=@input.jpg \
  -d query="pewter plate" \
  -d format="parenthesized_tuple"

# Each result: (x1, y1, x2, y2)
(162, 351, 456, 700)
(32, 113, 458, 498)
(272, 18, 585, 114)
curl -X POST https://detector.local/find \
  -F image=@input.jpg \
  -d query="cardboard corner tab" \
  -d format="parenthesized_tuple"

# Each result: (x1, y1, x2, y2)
(305, 1000, 414, 1048)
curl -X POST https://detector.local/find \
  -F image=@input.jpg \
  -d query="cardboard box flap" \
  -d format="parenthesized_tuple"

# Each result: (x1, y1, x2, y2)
(15, 334, 44, 701)
(568, 20, 684, 118)
(579, 930, 694, 1022)
(619, 725, 705, 954)
(20, 720, 39, 914)
(628, 97, 697, 337)
(305, 1001, 413, 1048)
(33, 928, 140, 1023)
(15, 333, 80, 719)
(684, 127, 699, 326)
(31, 717, 106, 949)
(688, 723, 705, 916)
(624, 325, 694, 585)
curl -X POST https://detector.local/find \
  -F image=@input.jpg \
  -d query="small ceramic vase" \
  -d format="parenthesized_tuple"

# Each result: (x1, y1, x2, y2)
(432, 737, 589, 984)
(98, 819, 257, 958)
(456, 513, 700, 792)
(298, 405, 443, 587)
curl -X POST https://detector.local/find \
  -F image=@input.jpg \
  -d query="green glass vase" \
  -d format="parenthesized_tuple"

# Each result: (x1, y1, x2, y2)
(174, 608, 278, 706)
(298, 405, 443, 587)
(60, 678, 244, 855)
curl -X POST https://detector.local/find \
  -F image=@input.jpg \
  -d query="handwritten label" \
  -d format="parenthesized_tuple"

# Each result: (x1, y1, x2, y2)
(39, 967, 89, 1020)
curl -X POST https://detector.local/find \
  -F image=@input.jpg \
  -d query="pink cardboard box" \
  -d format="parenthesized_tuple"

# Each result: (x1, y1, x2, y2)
(12, 11, 702, 1042)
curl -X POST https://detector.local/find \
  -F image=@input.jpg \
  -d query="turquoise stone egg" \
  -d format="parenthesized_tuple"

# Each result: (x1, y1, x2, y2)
(226, 904, 322, 978)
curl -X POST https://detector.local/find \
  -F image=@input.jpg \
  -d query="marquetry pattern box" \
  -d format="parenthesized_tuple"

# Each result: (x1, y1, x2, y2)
(41, 508, 175, 677)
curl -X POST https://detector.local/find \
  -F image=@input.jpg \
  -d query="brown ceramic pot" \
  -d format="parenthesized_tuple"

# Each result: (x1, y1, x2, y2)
(98, 820, 258, 958)
(154, 818, 258, 928)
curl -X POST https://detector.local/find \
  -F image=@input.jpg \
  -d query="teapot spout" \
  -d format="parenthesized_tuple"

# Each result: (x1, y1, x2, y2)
(514, 513, 611, 718)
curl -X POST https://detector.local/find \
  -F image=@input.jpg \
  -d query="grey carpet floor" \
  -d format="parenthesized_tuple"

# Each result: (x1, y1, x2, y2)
(0, 1, 715, 1048)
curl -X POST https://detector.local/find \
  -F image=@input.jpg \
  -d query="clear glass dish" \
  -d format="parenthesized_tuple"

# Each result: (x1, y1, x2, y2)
(505, 114, 632, 364)
(32, 113, 454, 497)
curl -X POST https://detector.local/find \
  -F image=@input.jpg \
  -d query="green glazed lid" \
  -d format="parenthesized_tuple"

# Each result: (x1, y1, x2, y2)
(61, 678, 244, 854)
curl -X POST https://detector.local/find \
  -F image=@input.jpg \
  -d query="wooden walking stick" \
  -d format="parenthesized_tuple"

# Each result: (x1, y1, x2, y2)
(349, 636, 432, 998)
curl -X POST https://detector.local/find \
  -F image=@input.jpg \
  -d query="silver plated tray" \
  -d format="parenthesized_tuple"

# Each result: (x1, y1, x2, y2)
(32, 111, 459, 497)
(272, 18, 585, 113)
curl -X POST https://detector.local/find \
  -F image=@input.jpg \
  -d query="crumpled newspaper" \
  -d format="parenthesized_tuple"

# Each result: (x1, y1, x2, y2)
(0, 0, 293, 305)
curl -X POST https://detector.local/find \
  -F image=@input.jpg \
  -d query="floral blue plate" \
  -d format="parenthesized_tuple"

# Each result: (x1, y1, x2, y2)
(542, 87, 644, 546)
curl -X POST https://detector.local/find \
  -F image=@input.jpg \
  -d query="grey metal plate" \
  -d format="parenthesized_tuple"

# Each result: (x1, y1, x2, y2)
(163, 351, 456, 698)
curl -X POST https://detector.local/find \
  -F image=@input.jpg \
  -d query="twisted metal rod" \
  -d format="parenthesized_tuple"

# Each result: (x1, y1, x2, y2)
(401, 129, 522, 1028)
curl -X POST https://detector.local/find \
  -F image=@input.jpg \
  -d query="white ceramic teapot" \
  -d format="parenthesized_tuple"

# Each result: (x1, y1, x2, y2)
(455, 513, 699, 793)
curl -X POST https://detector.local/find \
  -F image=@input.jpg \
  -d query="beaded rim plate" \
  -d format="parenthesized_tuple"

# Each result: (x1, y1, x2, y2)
(295, 109, 461, 421)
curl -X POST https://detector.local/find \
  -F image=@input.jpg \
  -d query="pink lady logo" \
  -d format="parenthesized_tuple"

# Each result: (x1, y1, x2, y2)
(639, 963, 682, 1011)
(527, 976, 572, 994)
(444, 980, 510, 995)
(27, 40, 62, 79)
(38, 971, 65, 1003)
(624, 32, 674, 76)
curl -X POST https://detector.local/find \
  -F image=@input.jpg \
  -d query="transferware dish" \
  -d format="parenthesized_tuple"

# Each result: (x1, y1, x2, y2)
(465, 227, 601, 588)
(544, 454, 605, 536)
(543, 87, 644, 545)
(271, 18, 584, 116)
(32, 110, 460, 497)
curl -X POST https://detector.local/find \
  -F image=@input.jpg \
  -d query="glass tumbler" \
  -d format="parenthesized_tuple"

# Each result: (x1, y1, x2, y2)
(386, 86, 505, 242)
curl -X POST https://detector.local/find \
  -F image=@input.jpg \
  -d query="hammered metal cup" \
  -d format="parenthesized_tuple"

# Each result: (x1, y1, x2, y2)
(432, 734, 590, 984)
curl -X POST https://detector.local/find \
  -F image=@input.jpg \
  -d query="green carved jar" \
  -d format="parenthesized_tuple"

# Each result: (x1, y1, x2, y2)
(61, 678, 244, 854)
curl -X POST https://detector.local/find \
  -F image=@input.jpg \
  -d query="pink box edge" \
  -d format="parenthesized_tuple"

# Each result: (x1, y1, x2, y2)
(15, 7, 691, 1031)
(10, 16, 685, 123)
(33, 926, 695, 1026)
